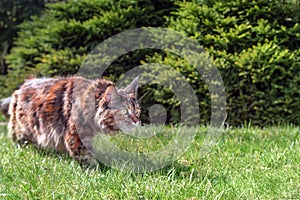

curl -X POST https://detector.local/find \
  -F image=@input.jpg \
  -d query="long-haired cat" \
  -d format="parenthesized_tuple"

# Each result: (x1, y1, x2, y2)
(0, 76, 140, 166)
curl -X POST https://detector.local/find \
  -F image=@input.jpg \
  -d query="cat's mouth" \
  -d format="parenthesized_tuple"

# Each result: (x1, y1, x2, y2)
(116, 122, 140, 132)
(114, 117, 141, 132)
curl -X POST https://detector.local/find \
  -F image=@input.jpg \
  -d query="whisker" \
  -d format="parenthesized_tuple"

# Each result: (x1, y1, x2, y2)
(138, 91, 150, 103)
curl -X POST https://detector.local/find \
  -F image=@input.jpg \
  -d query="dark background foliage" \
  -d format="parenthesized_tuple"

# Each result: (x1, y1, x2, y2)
(0, 0, 46, 75)
(1, 0, 299, 126)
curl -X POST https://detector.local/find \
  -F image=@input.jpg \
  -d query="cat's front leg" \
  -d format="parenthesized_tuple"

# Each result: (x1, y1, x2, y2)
(64, 123, 98, 168)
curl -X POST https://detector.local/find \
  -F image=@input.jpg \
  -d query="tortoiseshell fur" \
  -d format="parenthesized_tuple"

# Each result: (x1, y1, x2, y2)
(0, 76, 140, 166)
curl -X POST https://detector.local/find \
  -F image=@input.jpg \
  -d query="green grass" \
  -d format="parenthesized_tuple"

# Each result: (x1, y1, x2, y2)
(0, 114, 5, 122)
(0, 125, 299, 199)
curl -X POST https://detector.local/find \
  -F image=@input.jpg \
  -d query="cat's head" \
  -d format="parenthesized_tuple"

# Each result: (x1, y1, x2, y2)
(97, 77, 141, 132)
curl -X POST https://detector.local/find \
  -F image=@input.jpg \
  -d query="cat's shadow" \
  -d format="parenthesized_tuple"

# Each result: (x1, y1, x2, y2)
(25, 144, 198, 180)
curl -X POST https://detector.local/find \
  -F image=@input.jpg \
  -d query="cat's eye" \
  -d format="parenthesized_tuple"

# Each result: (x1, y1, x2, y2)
(121, 109, 128, 115)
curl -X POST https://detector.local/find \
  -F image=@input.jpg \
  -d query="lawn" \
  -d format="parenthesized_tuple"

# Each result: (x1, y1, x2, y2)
(0, 124, 299, 199)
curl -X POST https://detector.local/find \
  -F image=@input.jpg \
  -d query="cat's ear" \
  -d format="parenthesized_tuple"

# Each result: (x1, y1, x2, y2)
(104, 86, 121, 103)
(124, 76, 139, 98)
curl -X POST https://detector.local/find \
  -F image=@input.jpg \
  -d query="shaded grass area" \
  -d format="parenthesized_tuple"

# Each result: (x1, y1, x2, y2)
(0, 125, 299, 199)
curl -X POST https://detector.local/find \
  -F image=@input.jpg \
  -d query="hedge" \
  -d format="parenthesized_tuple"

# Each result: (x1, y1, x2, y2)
(145, 0, 300, 125)
(1, 0, 176, 97)
(2, 0, 300, 126)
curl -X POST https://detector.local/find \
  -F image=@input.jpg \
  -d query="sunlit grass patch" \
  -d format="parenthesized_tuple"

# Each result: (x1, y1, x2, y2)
(0, 125, 299, 199)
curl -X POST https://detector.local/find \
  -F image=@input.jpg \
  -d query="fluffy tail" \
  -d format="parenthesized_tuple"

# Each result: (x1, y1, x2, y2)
(0, 97, 11, 119)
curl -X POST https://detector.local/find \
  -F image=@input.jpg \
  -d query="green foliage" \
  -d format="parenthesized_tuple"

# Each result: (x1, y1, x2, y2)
(2, 0, 175, 97)
(0, 113, 5, 122)
(144, 0, 300, 125)
(0, 0, 46, 75)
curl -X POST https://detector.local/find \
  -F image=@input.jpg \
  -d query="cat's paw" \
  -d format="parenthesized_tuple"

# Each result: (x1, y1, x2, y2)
(79, 155, 99, 169)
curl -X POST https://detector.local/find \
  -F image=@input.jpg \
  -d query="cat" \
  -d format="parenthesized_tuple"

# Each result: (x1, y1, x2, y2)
(0, 76, 141, 167)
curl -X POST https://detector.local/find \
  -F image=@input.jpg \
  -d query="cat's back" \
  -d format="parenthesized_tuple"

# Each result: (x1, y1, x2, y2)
(10, 76, 90, 120)
(14, 76, 92, 99)
(19, 76, 86, 92)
